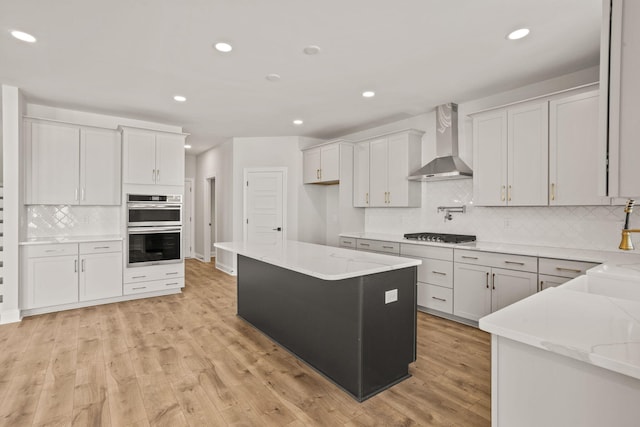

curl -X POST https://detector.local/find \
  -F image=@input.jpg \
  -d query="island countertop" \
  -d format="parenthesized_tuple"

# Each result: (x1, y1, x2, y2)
(214, 240, 421, 281)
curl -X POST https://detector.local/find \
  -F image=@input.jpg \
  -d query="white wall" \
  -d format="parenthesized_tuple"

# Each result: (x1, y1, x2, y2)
(195, 139, 233, 269)
(185, 154, 196, 180)
(2, 85, 24, 323)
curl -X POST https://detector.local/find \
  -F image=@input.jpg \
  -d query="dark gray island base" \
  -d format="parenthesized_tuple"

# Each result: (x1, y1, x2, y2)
(237, 254, 417, 402)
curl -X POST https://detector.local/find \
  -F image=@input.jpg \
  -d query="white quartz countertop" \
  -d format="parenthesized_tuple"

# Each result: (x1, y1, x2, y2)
(20, 235, 123, 245)
(340, 232, 640, 264)
(479, 267, 640, 380)
(214, 240, 421, 281)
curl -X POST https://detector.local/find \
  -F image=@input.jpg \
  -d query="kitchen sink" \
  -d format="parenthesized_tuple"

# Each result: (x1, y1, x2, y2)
(561, 270, 640, 302)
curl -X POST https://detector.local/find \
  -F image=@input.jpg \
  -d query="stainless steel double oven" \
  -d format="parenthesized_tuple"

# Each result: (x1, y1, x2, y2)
(126, 194, 182, 267)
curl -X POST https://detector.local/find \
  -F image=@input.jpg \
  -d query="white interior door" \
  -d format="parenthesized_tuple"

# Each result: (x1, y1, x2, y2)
(183, 179, 193, 258)
(245, 170, 285, 245)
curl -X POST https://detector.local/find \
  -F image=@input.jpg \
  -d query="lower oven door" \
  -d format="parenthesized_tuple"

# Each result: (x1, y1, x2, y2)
(127, 226, 182, 267)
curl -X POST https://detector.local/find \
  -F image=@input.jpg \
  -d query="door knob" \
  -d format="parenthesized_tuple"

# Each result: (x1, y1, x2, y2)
(272, 227, 282, 231)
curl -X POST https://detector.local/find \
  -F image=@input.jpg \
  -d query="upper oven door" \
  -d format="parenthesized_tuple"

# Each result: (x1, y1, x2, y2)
(127, 203, 182, 226)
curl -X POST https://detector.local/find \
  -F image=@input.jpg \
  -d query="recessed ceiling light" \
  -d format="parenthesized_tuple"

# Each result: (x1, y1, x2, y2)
(507, 28, 530, 40)
(303, 45, 321, 55)
(173, 95, 187, 102)
(362, 91, 376, 98)
(184, 144, 192, 149)
(293, 119, 304, 125)
(214, 42, 233, 53)
(10, 30, 36, 43)
(266, 73, 281, 82)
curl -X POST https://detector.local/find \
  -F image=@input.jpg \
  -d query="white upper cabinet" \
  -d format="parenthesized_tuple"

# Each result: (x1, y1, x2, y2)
(122, 127, 186, 186)
(549, 90, 609, 206)
(27, 120, 120, 205)
(600, 0, 640, 198)
(80, 128, 121, 205)
(353, 129, 422, 208)
(353, 142, 370, 207)
(302, 142, 340, 184)
(473, 101, 548, 206)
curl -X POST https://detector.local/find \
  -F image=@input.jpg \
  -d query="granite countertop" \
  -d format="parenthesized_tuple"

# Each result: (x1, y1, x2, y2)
(19, 235, 123, 245)
(479, 264, 640, 380)
(214, 240, 421, 281)
(339, 232, 640, 264)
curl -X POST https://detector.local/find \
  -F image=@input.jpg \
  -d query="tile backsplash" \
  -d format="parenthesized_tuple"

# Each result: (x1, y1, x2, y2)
(27, 205, 121, 237)
(365, 180, 637, 251)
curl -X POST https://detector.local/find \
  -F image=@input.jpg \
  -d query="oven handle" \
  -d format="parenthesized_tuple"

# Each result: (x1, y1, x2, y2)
(128, 227, 182, 234)
(127, 204, 182, 209)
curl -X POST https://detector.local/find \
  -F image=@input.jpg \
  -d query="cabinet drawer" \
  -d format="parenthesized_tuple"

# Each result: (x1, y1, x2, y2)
(124, 277, 184, 295)
(455, 249, 537, 273)
(538, 258, 599, 279)
(356, 239, 400, 255)
(400, 243, 453, 261)
(538, 274, 571, 291)
(339, 237, 356, 249)
(80, 241, 122, 255)
(417, 283, 453, 314)
(124, 263, 184, 283)
(418, 259, 453, 288)
(26, 243, 78, 258)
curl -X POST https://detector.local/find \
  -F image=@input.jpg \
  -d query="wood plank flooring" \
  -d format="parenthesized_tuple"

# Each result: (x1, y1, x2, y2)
(0, 259, 491, 426)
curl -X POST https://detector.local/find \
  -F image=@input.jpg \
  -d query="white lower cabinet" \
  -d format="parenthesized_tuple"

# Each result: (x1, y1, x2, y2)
(453, 250, 537, 322)
(23, 241, 122, 310)
(538, 257, 600, 291)
(123, 263, 184, 295)
(401, 243, 454, 314)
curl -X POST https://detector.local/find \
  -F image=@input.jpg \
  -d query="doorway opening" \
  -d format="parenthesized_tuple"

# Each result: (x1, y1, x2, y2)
(183, 179, 194, 258)
(203, 176, 217, 263)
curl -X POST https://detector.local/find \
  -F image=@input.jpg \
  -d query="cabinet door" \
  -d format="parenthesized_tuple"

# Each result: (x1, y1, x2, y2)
(30, 122, 80, 204)
(303, 148, 321, 184)
(538, 274, 570, 291)
(473, 111, 507, 206)
(369, 138, 389, 206)
(549, 91, 609, 206)
(491, 268, 537, 312)
(26, 255, 79, 309)
(386, 134, 410, 207)
(507, 102, 549, 206)
(80, 128, 121, 205)
(80, 252, 123, 301)
(353, 142, 370, 206)
(123, 128, 156, 185)
(607, 0, 640, 198)
(453, 263, 492, 322)
(155, 133, 186, 186)
(320, 144, 340, 182)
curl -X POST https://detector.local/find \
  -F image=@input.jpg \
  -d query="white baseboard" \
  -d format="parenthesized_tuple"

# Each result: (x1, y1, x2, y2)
(0, 308, 22, 324)
(216, 262, 236, 276)
(194, 252, 206, 262)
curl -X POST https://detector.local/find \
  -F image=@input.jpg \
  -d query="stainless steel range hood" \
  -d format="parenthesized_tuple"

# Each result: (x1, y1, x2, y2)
(408, 103, 472, 181)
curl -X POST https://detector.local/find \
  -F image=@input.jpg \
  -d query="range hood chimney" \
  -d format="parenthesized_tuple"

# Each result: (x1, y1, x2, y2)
(408, 103, 472, 181)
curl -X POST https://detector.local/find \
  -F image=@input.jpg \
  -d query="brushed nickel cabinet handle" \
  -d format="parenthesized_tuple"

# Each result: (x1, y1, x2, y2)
(132, 275, 147, 279)
(133, 286, 146, 291)
(166, 272, 179, 275)
(75, 188, 79, 201)
(508, 185, 512, 202)
(166, 282, 178, 286)
(431, 296, 447, 302)
(504, 261, 525, 266)
(93, 246, 110, 249)
(74, 260, 78, 273)
(462, 255, 478, 260)
(365, 192, 369, 204)
(156, 169, 160, 182)
(551, 183, 556, 201)
(359, 243, 370, 247)
(382, 245, 395, 249)
(501, 185, 506, 201)
(81, 259, 85, 272)
(432, 271, 447, 276)
(152, 169, 156, 182)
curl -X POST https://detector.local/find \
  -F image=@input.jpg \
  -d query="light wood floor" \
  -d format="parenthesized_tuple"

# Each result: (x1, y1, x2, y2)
(0, 259, 491, 426)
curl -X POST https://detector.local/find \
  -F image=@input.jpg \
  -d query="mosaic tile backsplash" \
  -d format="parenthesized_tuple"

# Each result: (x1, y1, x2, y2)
(27, 206, 121, 237)
(365, 180, 637, 251)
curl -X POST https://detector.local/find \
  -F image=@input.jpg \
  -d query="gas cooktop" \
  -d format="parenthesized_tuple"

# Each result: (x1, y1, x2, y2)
(403, 232, 476, 244)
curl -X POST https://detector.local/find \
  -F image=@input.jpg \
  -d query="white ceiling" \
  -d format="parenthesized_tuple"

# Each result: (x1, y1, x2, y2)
(0, 0, 602, 154)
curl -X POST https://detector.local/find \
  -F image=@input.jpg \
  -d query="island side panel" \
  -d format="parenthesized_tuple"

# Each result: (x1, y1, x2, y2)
(361, 266, 417, 398)
(236, 255, 363, 398)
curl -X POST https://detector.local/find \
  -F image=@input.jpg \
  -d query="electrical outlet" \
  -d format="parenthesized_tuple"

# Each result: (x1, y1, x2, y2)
(385, 289, 398, 304)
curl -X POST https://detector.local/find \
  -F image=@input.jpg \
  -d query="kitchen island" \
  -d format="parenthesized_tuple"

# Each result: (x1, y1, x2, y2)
(214, 240, 421, 401)
(480, 263, 640, 427)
